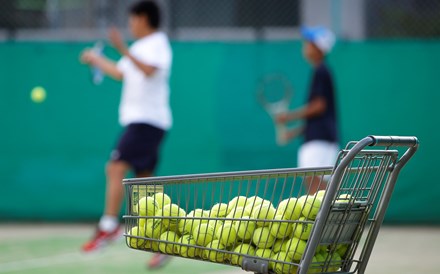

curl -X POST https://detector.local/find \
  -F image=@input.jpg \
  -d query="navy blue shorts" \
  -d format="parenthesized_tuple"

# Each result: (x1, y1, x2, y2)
(110, 123, 165, 174)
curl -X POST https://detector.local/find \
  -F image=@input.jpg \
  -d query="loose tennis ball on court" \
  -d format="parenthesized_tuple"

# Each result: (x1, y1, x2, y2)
(178, 209, 208, 235)
(301, 196, 322, 220)
(126, 225, 146, 248)
(284, 237, 307, 261)
(145, 218, 166, 239)
(30, 86, 46, 103)
(203, 239, 227, 262)
(192, 223, 215, 246)
(210, 203, 229, 217)
(270, 215, 293, 239)
(252, 227, 276, 248)
(234, 216, 257, 241)
(252, 203, 276, 227)
(161, 203, 186, 227)
(151, 192, 172, 208)
(176, 234, 198, 258)
(158, 231, 180, 254)
(215, 222, 237, 247)
(293, 217, 313, 240)
(228, 196, 248, 213)
(276, 198, 302, 221)
(230, 243, 256, 266)
(255, 248, 273, 259)
(226, 206, 251, 220)
(271, 252, 297, 274)
(138, 196, 159, 217)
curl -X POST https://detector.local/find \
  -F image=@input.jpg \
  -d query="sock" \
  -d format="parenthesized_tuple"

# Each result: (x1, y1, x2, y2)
(99, 215, 119, 232)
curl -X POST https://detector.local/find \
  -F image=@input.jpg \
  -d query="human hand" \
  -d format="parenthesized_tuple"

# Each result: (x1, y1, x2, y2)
(276, 112, 289, 124)
(109, 27, 128, 55)
(80, 49, 99, 65)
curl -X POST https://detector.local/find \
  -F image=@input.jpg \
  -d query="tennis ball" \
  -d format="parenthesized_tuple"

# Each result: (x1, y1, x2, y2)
(226, 206, 251, 220)
(301, 196, 322, 220)
(315, 190, 326, 199)
(255, 248, 273, 259)
(336, 194, 352, 203)
(138, 196, 159, 217)
(210, 203, 229, 217)
(271, 252, 297, 274)
(215, 222, 237, 247)
(126, 225, 145, 248)
(273, 239, 285, 253)
(234, 216, 256, 241)
(178, 209, 208, 235)
(192, 223, 215, 246)
(252, 203, 276, 227)
(245, 196, 264, 208)
(175, 234, 198, 258)
(161, 203, 186, 227)
(293, 217, 314, 240)
(228, 196, 248, 213)
(284, 237, 307, 261)
(270, 215, 293, 239)
(276, 198, 302, 220)
(30, 86, 46, 103)
(151, 192, 172, 208)
(203, 239, 226, 262)
(336, 244, 349, 257)
(230, 243, 256, 266)
(252, 227, 276, 248)
(158, 231, 180, 254)
(328, 252, 342, 271)
(145, 218, 166, 239)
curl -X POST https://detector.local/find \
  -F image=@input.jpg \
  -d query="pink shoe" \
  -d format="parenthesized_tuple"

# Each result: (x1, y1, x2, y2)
(81, 226, 122, 253)
(148, 253, 172, 269)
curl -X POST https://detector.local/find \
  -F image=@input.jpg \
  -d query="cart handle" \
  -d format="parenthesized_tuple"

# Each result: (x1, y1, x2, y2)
(368, 135, 419, 147)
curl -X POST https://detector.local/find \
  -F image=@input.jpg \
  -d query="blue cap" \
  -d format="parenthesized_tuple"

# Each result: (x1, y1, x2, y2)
(301, 26, 335, 54)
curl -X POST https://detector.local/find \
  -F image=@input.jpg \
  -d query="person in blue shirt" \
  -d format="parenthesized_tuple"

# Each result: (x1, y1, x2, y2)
(277, 26, 339, 194)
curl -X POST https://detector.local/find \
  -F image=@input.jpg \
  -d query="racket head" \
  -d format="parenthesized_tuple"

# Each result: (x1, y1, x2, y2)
(257, 74, 293, 115)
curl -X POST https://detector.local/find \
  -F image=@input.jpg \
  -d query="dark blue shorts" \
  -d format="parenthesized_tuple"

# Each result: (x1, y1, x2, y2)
(110, 123, 165, 174)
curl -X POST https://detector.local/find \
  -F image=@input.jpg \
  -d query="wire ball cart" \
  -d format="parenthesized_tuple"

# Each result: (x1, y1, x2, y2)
(123, 135, 418, 274)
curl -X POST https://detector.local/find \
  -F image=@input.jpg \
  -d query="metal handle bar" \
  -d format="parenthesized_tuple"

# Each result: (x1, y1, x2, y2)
(368, 135, 419, 147)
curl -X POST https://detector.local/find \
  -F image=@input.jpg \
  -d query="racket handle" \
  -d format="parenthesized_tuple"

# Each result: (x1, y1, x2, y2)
(275, 124, 288, 146)
(91, 42, 104, 85)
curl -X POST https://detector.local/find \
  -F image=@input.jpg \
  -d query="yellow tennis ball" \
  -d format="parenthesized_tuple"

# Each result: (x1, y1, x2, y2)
(215, 222, 237, 247)
(276, 198, 302, 220)
(270, 215, 293, 239)
(158, 231, 180, 254)
(315, 190, 326, 199)
(252, 203, 276, 227)
(145, 218, 166, 239)
(137, 196, 159, 217)
(301, 196, 322, 220)
(228, 196, 248, 213)
(284, 237, 307, 261)
(210, 203, 229, 217)
(293, 217, 314, 240)
(245, 196, 264, 208)
(192, 223, 215, 246)
(255, 248, 273, 259)
(151, 192, 172, 208)
(271, 252, 297, 274)
(178, 209, 208, 235)
(252, 227, 276, 248)
(203, 239, 226, 262)
(234, 216, 256, 241)
(30, 86, 46, 103)
(176, 234, 198, 258)
(328, 252, 342, 271)
(126, 225, 146, 248)
(161, 203, 186, 227)
(230, 243, 256, 266)
(336, 194, 352, 203)
(226, 206, 251, 220)
(273, 239, 285, 253)
(336, 244, 349, 257)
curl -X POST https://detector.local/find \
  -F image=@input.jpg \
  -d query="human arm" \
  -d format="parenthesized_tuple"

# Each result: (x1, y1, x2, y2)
(108, 28, 158, 77)
(276, 96, 327, 123)
(80, 50, 123, 81)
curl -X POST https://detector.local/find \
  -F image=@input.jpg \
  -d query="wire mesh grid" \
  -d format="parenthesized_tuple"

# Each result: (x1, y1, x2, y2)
(121, 139, 414, 273)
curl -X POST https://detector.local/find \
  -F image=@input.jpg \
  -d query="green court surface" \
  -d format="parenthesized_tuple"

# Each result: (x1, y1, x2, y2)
(0, 224, 439, 274)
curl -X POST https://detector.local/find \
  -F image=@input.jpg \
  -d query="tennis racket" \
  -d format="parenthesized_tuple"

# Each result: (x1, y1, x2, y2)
(90, 41, 104, 85)
(257, 74, 293, 146)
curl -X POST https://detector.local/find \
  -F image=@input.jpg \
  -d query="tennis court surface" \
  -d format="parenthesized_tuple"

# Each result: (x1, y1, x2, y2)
(1, 224, 439, 274)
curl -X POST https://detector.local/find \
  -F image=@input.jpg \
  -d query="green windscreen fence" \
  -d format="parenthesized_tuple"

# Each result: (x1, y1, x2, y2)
(0, 40, 437, 223)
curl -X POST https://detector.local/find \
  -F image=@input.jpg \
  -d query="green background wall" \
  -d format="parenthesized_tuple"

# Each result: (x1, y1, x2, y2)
(0, 41, 437, 223)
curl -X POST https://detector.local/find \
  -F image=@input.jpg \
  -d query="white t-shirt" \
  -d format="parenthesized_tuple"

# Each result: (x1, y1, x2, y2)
(117, 32, 172, 130)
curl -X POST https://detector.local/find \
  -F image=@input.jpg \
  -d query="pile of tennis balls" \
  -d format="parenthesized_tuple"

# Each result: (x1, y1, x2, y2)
(126, 191, 347, 273)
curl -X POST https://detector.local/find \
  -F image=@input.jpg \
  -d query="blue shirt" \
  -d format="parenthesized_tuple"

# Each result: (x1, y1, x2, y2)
(304, 63, 338, 143)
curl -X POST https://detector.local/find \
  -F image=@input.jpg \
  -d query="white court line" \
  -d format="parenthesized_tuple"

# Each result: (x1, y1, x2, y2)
(0, 251, 117, 273)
